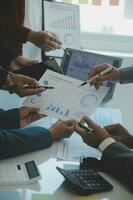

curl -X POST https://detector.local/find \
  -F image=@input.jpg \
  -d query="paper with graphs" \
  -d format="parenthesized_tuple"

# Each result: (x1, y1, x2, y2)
(43, 1, 81, 57)
(23, 70, 109, 120)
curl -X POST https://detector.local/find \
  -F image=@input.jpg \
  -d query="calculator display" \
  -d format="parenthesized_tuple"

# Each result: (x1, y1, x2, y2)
(25, 161, 40, 179)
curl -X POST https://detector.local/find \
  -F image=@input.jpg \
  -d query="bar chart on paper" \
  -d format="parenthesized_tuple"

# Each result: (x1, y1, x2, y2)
(46, 104, 70, 118)
(49, 15, 77, 30)
(43, 1, 81, 57)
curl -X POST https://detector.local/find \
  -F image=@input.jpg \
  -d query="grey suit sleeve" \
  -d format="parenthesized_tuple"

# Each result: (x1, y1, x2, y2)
(0, 126, 53, 159)
(0, 108, 20, 129)
(120, 66, 133, 84)
(101, 142, 133, 191)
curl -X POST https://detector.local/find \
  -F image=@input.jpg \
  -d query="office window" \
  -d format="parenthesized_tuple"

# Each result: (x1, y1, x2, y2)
(56, 0, 133, 36)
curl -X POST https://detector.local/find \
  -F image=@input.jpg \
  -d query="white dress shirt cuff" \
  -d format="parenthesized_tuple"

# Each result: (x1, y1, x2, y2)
(98, 137, 116, 153)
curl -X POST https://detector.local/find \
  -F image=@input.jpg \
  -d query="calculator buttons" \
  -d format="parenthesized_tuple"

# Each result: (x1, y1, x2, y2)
(56, 167, 113, 195)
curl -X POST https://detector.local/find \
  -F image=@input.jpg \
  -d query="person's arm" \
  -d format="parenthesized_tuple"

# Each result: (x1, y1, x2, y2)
(0, 108, 20, 129)
(120, 66, 133, 84)
(0, 119, 74, 159)
(0, 107, 42, 129)
(0, 66, 8, 87)
(101, 142, 133, 191)
(89, 64, 133, 89)
(0, 106, 45, 129)
(0, 16, 30, 46)
(1, 72, 45, 97)
(0, 34, 18, 68)
(74, 116, 133, 191)
(0, 127, 52, 159)
(104, 123, 133, 148)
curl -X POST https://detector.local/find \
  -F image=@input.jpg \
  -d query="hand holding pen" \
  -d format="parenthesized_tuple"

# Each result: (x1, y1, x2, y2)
(4, 73, 45, 97)
(82, 64, 121, 90)
(44, 32, 70, 55)
(75, 116, 110, 149)
(79, 65, 113, 88)
(78, 122, 93, 135)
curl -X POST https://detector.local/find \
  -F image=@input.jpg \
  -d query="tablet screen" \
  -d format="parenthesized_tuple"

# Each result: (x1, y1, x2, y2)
(61, 48, 122, 87)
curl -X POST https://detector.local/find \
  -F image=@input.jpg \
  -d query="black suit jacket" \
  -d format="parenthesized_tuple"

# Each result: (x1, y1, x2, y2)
(101, 142, 133, 191)
(0, 33, 18, 86)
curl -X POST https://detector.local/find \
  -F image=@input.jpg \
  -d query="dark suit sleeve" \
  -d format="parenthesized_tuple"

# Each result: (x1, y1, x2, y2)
(0, 34, 18, 68)
(0, 16, 30, 45)
(120, 66, 133, 84)
(101, 142, 133, 191)
(0, 67, 8, 87)
(0, 127, 53, 159)
(0, 108, 20, 129)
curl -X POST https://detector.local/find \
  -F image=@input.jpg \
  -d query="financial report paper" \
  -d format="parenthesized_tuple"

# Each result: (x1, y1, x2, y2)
(23, 70, 109, 120)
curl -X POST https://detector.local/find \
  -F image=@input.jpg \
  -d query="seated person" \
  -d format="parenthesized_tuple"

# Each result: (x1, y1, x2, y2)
(75, 116, 133, 191)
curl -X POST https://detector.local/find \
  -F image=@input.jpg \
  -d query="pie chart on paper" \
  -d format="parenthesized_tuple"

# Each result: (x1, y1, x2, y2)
(64, 33, 75, 46)
(80, 94, 98, 107)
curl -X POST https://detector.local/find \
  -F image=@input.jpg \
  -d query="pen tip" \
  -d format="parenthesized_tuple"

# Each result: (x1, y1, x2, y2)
(79, 82, 87, 87)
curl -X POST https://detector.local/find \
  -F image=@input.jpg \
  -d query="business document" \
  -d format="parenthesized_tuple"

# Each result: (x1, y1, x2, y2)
(23, 70, 109, 120)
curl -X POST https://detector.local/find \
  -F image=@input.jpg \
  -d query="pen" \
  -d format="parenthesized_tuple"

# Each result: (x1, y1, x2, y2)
(78, 122, 93, 134)
(79, 66, 113, 87)
(60, 45, 70, 55)
(22, 84, 54, 89)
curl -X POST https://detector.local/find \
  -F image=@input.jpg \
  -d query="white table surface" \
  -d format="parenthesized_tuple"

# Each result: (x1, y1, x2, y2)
(0, 152, 132, 200)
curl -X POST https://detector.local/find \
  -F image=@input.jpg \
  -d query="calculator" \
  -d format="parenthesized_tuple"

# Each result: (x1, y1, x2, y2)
(0, 160, 41, 186)
(56, 167, 113, 195)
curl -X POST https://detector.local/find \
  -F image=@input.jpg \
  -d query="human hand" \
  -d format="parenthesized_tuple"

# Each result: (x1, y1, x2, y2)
(74, 116, 110, 148)
(9, 56, 38, 71)
(28, 30, 62, 52)
(4, 73, 45, 97)
(89, 64, 121, 90)
(104, 123, 133, 148)
(19, 107, 45, 127)
(49, 119, 75, 141)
